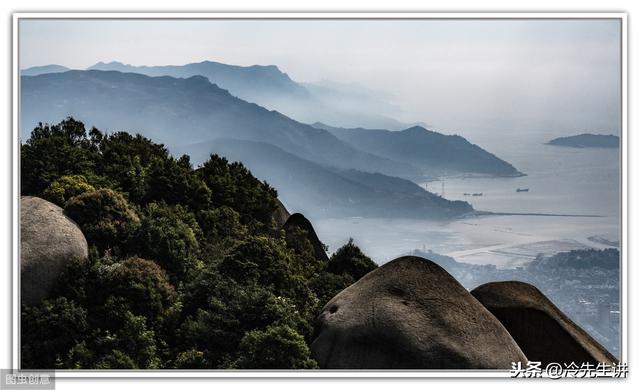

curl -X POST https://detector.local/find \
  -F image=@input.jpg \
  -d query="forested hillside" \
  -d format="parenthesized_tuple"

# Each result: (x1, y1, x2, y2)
(20, 118, 377, 369)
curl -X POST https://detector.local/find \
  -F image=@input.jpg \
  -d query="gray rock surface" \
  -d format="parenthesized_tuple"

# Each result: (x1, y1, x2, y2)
(21, 196, 89, 305)
(471, 281, 617, 365)
(311, 256, 527, 369)
(273, 198, 291, 228)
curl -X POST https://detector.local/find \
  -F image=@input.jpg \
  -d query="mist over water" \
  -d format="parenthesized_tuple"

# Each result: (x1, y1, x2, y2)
(314, 130, 620, 267)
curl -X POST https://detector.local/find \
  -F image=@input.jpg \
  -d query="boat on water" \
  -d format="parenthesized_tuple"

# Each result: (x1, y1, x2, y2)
(472, 193, 483, 197)
(516, 188, 530, 192)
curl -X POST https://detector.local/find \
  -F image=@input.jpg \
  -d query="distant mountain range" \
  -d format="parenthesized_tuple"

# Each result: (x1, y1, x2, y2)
(87, 60, 311, 104)
(546, 133, 619, 148)
(22, 61, 413, 130)
(20, 64, 71, 76)
(21, 68, 522, 218)
(314, 122, 523, 177)
(21, 70, 419, 179)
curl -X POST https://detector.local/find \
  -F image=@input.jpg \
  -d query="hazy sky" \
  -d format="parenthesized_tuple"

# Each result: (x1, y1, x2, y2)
(19, 18, 621, 140)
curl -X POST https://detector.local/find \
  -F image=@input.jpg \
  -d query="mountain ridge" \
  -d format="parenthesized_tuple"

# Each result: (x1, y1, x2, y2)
(313, 122, 523, 177)
(87, 60, 310, 101)
(21, 64, 70, 76)
(24, 60, 419, 130)
(184, 137, 473, 219)
(21, 69, 421, 180)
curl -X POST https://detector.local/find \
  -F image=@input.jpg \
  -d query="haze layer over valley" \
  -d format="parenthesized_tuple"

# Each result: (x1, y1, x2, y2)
(21, 69, 522, 220)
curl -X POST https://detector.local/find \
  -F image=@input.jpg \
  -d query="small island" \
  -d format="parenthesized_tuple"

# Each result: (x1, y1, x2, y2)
(546, 133, 619, 148)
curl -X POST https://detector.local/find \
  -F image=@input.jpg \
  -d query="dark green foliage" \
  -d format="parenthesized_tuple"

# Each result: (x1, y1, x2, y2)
(198, 206, 246, 242)
(327, 238, 378, 280)
(108, 310, 160, 368)
(20, 118, 98, 195)
(42, 174, 96, 207)
(232, 325, 318, 369)
(68, 307, 160, 369)
(198, 155, 278, 225)
(92, 257, 177, 327)
(283, 225, 326, 279)
(219, 236, 300, 293)
(93, 350, 138, 369)
(20, 118, 373, 370)
(135, 203, 202, 282)
(528, 248, 620, 271)
(92, 132, 166, 204)
(196, 206, 247, 264)
(177, 307, 240, 367)
(21, 297, 88, 369)
(50, 256, 90, 305)
(145, 154, 213, 209)
(176, 280, 310, 368)
(174, 349, 208, 369)
(64, 188, 140, 253)
(217, 236, 319, 323)
(20, 118, 279, 222)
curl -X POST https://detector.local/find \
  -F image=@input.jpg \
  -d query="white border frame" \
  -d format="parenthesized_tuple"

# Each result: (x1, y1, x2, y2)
(11, 12, 628, 378)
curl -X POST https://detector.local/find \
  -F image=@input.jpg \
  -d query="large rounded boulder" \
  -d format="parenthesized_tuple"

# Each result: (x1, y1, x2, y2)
(311, 256, 527, 369)
(21, 196, 89, 305)
(471, 281, 617, 365)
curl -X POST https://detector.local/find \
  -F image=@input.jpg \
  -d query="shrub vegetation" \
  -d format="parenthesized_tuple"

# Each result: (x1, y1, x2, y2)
(20, 118, 377, 369)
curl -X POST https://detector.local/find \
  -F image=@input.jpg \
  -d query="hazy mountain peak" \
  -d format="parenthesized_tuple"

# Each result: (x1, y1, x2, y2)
(95, 60, 125, 66)
(248, 63, 281, 71)
(21, 64, 71, 76)
(91, 60, 125, 66)
(402, 125, 429, 133)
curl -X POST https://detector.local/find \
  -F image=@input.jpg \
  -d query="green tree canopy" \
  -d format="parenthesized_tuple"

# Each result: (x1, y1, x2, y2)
(20, 118, 375, 370)
(43, 174, 96, 207)
(327, 238, 378, 281)
(92, 257, 177, 327)
(198, 155, 278, 226)
(21, 118, 98, 194)
(232, 325, 318, 369)
(64, 188, 140, 253)
(135, 203, 202, 282)
(21, 297, 88, 369)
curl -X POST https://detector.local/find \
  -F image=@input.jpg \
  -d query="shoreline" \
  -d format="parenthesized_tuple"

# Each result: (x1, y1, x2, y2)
(468, 210, 605, 218)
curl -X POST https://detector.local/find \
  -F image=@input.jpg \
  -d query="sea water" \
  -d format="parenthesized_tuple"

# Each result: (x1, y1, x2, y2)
(314, 130, 621, 267)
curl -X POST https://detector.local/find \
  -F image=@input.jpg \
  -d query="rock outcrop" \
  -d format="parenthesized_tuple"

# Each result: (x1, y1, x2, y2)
(283, 213, 329, 262)
(21, 196, 89, 305)
(471, 281, 617, 365)
(273, 198, 291, 228)
(311, 256, 527, 369)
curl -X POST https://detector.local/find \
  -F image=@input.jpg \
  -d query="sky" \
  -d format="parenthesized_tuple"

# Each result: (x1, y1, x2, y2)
(19, 18, 622, 141)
